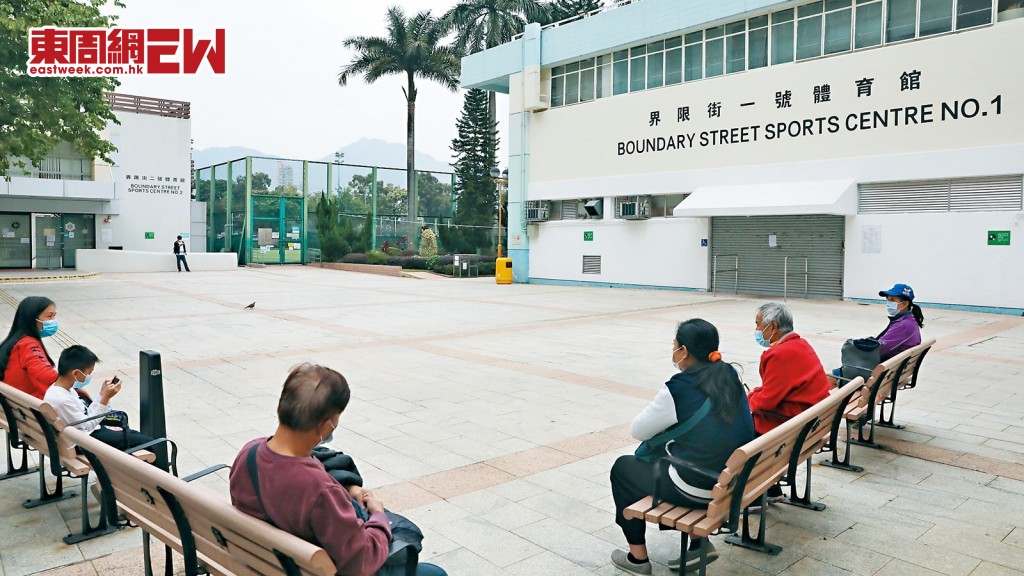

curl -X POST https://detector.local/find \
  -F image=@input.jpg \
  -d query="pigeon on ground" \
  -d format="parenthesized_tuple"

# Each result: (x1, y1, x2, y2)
(244, 302, 255, 309)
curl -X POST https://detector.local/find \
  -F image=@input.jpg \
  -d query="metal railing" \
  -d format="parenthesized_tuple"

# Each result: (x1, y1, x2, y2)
(105, 92, 191, 119)
(783, 256, 809, 300)
(513, 0, 646, 39)
(3, 156, 92, 181)
(712, 254, 739, 296)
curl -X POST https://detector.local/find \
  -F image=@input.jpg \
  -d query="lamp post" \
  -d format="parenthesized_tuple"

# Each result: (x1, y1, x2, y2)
(490, 167, 508, 258)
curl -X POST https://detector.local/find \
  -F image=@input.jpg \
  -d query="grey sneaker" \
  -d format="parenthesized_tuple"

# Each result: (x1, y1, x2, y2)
(667, 540, 719, 572)
(611, 550, 652, 575)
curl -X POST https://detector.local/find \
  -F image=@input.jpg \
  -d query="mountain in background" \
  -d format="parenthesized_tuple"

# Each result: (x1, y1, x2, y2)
(191, 146, 272, 169)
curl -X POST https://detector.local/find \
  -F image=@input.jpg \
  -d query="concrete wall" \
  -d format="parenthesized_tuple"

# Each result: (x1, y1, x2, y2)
(75, 250, 237, 273)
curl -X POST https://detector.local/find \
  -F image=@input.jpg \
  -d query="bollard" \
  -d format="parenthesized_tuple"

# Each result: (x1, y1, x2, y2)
(139, 350, 169, 472)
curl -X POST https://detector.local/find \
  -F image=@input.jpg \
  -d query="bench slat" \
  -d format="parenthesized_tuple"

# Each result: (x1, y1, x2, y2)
(623, 496, 655, 521)
(643, 501, 677, 523)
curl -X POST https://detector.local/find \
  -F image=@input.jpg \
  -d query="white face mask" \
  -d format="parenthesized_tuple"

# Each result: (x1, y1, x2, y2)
(886, 301, 901, 316)
(671, 346, 685, 371)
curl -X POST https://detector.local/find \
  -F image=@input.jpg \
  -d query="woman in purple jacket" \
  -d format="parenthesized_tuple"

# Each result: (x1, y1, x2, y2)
(877, 283, 924, 361)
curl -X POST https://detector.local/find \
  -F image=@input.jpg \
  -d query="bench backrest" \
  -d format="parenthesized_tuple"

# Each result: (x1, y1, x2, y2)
(895, 338, 935, 390)
(63, 427, 336, 576)
(700, 378, 865, 532)
(0, 381, 89, 476)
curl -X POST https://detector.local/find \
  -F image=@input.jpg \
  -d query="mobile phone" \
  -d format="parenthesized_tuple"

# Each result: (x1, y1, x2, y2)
(111, 376, 120, 385)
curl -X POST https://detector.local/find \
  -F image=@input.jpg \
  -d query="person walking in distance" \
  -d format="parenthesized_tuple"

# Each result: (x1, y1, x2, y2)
(173, 235, 191, 272)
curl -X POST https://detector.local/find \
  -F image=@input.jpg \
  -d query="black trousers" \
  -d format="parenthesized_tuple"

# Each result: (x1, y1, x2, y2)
(611, 455, 711, 545)
(91, 426, 168, 471)
(176, 254, 190, 271)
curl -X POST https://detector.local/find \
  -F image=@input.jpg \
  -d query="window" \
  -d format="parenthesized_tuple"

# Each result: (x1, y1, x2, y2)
(771, 9, 795, 64)
(956, 0, 993, 28)
(580, 65, 596, 102)
(665, 37, 683, 85)
(919, 0, 954, 34)
(564, 66, 580, 105)
(797, 2, 824, 59)
(612, 50, 629, 95)
(630, 56, 646, 91)
(705, 26, 725, 77)
(887, 0, 918, 42)
(647, 50, 665, 88)
(685, 31, 703, 81)
(550, 73, 564, 107)
(596, 55, 612, 99)
(748, 16, 769, 69)
(726, 21, 746, 73)
(824, 0, 853, 54)
(855, 0, 883, 47)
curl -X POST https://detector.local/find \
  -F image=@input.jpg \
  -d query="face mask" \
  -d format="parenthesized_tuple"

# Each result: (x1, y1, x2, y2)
(886, 302, 900, 316)
(755, 328, 770, 348)
(73, 372, 92, 390)
(671, 346, 684, 371)
(319, 420, 337, 445)
(39, 319, 58, 338)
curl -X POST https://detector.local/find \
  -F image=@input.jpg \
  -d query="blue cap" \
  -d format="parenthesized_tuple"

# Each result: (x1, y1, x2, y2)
(879, 283, 914, 301)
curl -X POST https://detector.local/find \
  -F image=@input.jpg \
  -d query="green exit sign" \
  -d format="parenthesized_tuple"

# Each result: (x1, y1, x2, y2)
(145, 232, 155, 239)
(584, 231, 594, 241)
(988, 230, 1010, 246)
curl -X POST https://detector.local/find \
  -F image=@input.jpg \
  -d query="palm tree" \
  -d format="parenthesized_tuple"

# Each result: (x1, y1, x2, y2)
(442, 0, 548, 122)
(339, 7, 460, 240)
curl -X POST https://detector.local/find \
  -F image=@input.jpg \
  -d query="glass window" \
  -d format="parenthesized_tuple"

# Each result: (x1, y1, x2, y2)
(824, 7, 852, 53)
(565, 72, 580, 105)
(613, 58, 629, 95)
(705, 38, 724, 77)
(748, 27, 769, 68)
(706, 25, 724, 39)
(919, 0, 954, 35)
(726, 21, 746, 35)
(630, 45, 647, 57)
(685, 31, 703, 44)
(957, 0, 993, 28)
(647, 40, 665, 52)
(629, 56, 646, 91)
(565, 61, 580, 73)
(799, 1, 825, 16)
(580, 67, 595, 101)
(665, 36, 683, 49)
(684, 42, 702, 80)
(596, 63, 612, 98)
(614, 49, 628, 61)
(580, 57, 595, 69)
(550, 75, 564, 107)
(552, 65, 564, 76)
(596, 54, 609, 66)
(887, 0, 917, 42)
(726, 32, 745, 73)
(825, 0, 852, 9)
(772, 10, 796, 64)
(797, 14, 823, 59)
(855, 1, 883, 47)
(647, 51, 664, 88)
(749, 15, 769, 28)
(665, 47, 683, 84)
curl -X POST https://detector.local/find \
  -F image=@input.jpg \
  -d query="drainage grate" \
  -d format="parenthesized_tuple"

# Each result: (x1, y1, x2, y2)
(582, 255, 601, 274)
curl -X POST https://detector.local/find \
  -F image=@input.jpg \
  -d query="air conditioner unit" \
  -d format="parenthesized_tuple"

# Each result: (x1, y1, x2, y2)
(525, 200, 550, 222)
(616, 195, 651, 220)
(584, 199, 604, 218)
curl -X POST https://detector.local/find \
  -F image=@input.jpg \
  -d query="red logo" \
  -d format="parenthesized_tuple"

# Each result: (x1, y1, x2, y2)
(27, 28, 225, 76)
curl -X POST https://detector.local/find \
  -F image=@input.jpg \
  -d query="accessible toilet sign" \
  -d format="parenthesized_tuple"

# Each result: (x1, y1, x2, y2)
(987, 231, 1010, 246)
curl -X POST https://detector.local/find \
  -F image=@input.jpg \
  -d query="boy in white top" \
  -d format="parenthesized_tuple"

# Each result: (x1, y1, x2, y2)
(44, 345, 167, 470)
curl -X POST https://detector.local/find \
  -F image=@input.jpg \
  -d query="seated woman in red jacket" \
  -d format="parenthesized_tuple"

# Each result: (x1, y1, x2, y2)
(749, 302, 830, 435)
(0, 296, 60, 399)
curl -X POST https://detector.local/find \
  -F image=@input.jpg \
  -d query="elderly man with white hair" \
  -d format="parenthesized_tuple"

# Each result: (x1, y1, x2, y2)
(749, 302, 830, 436)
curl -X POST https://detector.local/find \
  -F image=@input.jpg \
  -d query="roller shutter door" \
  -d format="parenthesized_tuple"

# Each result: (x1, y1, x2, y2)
(709, 215, 845, 299)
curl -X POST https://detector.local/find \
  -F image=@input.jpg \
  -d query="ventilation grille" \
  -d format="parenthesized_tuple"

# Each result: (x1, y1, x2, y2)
(582, 255, 601, 274)
(561, 199, 578, 220)
(859, 176, 1023, 213)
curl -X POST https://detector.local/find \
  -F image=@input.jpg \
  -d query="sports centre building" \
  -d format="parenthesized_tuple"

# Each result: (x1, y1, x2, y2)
(461, 0, 1024, 313)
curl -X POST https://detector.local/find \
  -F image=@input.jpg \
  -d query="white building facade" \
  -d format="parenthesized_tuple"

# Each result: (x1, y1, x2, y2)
(462, 0, 1024, 313)
(1, 93, 192, 269)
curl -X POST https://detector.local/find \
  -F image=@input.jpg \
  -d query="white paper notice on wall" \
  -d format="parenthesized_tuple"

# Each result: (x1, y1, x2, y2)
(768, 234, 778, 248)
(101, 229, 113, 242)
(21, 238, 30, 244)
(862, 225, 882, 254)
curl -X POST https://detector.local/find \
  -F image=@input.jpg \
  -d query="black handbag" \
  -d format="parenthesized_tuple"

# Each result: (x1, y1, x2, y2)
(840, 337, 881, 383)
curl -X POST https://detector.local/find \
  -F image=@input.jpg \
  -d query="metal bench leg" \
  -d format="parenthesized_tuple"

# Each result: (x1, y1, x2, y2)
(682, 534, 710, 576)
(851, 411, 883, 450)
(724, 494, 782, 555)
(820, 420, 864, 473)
(1, 438, 38, 481)
(63, 476, 119, 544)
(875, 389, 905, 430)
(781, 461, 826, 511)
(23, 454, 76, 508)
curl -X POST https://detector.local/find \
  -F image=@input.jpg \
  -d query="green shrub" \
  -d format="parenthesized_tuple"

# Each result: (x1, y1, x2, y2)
(385, 246, 401, 257)
(419, 228, 439, 258)
(432, 264, 454, 275)
(426, 255, 440, 269)
(342, 253, 368, 264)
(367, 250, 388, 265)
(478, 262, 496, 276)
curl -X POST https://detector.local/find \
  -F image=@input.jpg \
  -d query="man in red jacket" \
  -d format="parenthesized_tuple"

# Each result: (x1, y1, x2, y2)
(749, 302, 830, 435)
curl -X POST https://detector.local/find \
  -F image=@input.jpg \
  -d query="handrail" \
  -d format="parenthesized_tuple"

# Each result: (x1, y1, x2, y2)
(512, 0, 645, 40)
(712, 254, 739, 297)
(783, 256, 808, 301)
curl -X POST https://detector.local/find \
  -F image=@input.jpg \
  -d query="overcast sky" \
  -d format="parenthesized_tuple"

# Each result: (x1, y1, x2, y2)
(108, 0, 509, 165)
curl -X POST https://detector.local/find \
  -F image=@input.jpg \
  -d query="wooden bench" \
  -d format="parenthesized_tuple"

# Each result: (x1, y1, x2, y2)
(0, 387, 39, 480)
(623, 378, 865, 574)
(63, 426, 342, 576)
(0, 381, 159, 544)
(823, 339, 935, 467)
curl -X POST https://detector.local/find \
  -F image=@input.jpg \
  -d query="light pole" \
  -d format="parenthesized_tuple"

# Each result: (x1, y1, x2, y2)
(490, 167, 508, 258)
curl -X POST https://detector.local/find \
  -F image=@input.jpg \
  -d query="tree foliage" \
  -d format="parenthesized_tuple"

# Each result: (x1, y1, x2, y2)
(442, 0, 548, 54)
(1, 0, 122, 176)
(544, 0, 603, 23)
(419, 227, 438, 258)
(443, 88, 499, 254)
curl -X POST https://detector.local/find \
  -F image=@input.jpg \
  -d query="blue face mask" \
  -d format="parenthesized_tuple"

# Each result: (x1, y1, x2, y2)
(73, 372, 92, 390)
(885, 301, 899, 316)
(755, 328, 770, 348)
(39, 319, 58, 338)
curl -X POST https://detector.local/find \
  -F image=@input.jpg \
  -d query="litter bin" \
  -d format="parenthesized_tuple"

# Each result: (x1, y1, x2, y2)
(495, 257, 512, 284)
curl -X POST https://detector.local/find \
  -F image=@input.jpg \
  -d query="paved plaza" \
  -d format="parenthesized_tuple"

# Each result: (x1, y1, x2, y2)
(1, 267, 1023, 576)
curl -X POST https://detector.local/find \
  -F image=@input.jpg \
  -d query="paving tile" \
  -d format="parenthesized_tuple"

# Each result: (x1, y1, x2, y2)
(970, 562, 1024, 576)
(777, 556, 853, 576)
(446, 489, 546, 531)
(513, 517, 622, 572)
(434, 516, 544, 568)
(422, 547, 506, 576)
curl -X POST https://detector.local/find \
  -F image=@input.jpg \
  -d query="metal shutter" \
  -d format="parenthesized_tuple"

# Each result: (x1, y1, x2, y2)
(859, 176, 1023, 213)
(561, 200, 578, 220)
(949, 176, 1023, 212)
(709, 215, 845, 300)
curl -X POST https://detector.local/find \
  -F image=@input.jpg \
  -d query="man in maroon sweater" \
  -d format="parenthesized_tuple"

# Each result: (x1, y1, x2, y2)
(749, 302, 830, 435)
(229, 364, 446, 576)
